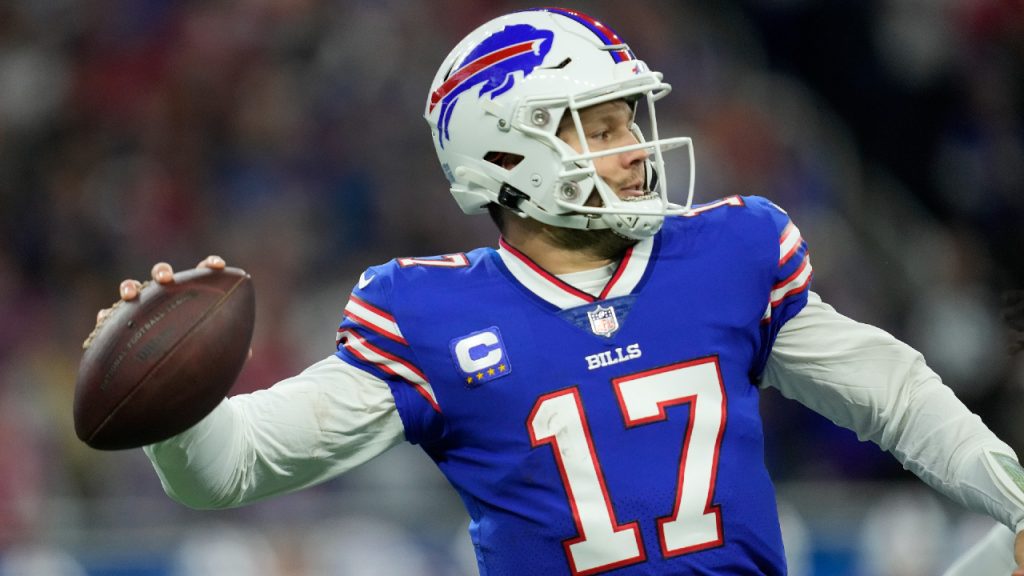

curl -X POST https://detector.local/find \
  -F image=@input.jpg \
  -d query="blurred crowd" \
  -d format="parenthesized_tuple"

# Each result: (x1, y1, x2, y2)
(0, 0, 1022, 574)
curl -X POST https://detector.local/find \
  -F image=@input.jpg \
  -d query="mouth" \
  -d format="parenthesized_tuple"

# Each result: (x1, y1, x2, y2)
(614, 183, 655, 203)
(618, 181, 649, 199)
(622, 192, 658, 203)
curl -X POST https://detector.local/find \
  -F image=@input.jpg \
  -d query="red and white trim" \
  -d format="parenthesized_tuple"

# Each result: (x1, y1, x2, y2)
(344, 295, 407, 345)
(770, 254, 812, 308)
(600, 242, 650, 300)
(497, 236, 654, 309)
(778, 222, 802, 267)
(397, 253, 469, 268)
(541, 8, 635, 63)
(337, 329, 439, 412)
(683, 195, 744, 217)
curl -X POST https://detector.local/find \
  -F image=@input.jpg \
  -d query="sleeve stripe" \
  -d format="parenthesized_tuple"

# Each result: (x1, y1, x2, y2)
(338, 329, 440, 412)
(771, 254, 812, 307)
(344, 296, 407, 345)
(779, 222, 802, 266)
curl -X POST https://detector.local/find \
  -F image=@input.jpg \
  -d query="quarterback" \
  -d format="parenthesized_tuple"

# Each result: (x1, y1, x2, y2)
(99, 8, 1024, 575)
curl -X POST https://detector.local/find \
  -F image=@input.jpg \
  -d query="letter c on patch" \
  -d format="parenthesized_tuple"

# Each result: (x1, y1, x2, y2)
(454, 331, 502, 373)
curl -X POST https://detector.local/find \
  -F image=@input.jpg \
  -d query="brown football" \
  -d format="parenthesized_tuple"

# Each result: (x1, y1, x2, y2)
(74, 266, 255, 450)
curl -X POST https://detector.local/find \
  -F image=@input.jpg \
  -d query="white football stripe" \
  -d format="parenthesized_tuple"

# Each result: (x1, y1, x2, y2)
(345, 297, 406, 344)
(770, 255, 812, 306)
(779, 222, 802, 266)
(338, 329, 439, 411)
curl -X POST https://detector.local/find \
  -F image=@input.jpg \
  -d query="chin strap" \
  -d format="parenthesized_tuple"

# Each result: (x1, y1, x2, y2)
(645, 159, 659, 194)
(498, 183, 530, 214)
(601, 207, 663, 240)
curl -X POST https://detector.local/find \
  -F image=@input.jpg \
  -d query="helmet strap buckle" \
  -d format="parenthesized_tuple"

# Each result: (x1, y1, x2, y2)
(498, 183, 530, 214)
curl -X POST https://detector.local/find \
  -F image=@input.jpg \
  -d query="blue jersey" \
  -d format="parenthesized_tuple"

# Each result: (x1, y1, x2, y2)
(335, 195, 811, 575)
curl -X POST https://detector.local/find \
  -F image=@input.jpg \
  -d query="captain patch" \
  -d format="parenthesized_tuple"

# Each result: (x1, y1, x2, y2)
(451, 327, 512, 386)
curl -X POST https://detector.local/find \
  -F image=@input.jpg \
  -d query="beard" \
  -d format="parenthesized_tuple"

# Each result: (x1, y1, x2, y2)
(540, 224, 638, 261)
(489, 203, 639, 262)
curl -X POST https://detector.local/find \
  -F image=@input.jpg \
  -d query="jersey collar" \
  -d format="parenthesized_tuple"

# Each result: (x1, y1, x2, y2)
(496, 235, 655, 309)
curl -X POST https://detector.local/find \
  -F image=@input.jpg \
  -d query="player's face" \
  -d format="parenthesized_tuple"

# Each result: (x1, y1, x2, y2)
(557, 100, 647, 207)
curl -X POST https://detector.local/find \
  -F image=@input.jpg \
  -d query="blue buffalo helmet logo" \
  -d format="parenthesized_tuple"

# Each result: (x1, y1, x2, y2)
(429, 24, 554, 148)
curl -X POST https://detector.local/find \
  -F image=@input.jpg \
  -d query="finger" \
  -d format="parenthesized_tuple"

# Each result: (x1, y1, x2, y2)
(119, 279, 143, 301)
(197, 255, 226, 270)
(151, 262, 174, 284)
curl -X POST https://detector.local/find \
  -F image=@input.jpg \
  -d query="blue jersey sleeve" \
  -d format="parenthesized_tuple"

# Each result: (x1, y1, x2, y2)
(334, 263, 444, 445)
(745, 196, 813, 377)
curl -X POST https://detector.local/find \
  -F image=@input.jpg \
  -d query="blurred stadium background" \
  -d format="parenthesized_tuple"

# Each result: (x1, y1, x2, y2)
(1, 0, 1022, 574)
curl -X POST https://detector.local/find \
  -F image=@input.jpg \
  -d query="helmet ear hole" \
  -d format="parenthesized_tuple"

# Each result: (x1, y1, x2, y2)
(484, 151, 524, 170)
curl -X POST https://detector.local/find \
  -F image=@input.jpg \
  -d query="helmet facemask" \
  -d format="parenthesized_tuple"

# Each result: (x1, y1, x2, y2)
(535, 72, 695, 239)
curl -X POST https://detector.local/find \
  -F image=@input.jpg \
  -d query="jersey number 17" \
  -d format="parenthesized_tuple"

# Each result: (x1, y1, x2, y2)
(528, 357, 726, 575)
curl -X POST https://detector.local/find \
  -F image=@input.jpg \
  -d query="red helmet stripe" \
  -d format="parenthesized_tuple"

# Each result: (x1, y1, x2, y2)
(429, 40, 540, 113)
(540, 7, 634, 62)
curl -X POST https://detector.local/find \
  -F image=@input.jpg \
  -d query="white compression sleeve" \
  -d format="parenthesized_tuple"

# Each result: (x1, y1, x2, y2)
(763, 292, 1024, 533)
(143, 355, 405, 509)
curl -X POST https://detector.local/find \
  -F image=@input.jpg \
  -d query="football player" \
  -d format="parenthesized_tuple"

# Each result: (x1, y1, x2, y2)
(99, 8, 1024, 575)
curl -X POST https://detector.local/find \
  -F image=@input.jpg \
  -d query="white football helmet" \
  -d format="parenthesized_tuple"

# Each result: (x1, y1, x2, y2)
(425, 7, 694, 239)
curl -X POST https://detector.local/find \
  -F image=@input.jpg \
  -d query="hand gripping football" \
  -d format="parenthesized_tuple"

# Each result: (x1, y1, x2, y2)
(74, 266, 255, 450)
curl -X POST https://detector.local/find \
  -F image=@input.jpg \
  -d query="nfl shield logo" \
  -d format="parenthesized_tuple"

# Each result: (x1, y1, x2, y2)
(587, 305, 619, 338)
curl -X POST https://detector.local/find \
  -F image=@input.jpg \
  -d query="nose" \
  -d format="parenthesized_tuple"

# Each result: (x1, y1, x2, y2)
(618, 135, 648, 168)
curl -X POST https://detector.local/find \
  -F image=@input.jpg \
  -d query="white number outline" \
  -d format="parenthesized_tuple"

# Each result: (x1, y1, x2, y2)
(528, 357, 726, 574)
(529, 388, 646, 576)
(396, 253, 469, 268)
(613, 357, 726, 558)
